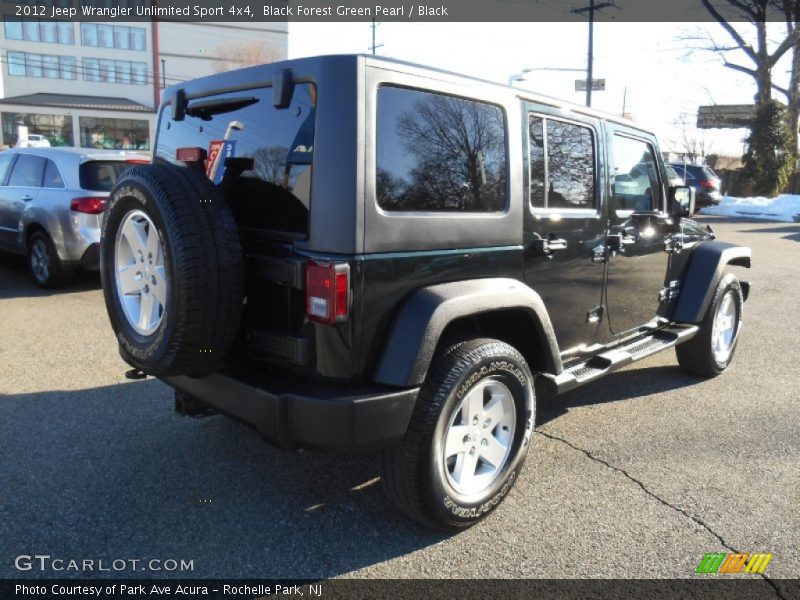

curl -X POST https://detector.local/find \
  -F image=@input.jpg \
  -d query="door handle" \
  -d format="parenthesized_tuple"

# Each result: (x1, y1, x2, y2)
(607, 233, 636, 252)
(531, 235, 568, 258)
(21, 195, 33, 202)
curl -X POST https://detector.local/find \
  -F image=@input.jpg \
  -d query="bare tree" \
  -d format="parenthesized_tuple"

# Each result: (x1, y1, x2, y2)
(667, 113, 714, 163)
(779, 0, 800, 152)
(698, 0, 800, 106)
(212, 42, 280, 73)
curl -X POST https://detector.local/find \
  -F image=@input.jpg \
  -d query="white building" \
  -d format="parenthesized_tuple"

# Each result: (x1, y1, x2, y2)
(0, 20, 287, 150)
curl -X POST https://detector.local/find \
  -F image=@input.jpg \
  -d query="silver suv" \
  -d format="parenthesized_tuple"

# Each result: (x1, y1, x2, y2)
(0, 147, 149, 287)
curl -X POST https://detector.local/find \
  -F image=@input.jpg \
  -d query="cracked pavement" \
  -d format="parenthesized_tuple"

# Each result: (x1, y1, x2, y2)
(1, 217, 798, 585)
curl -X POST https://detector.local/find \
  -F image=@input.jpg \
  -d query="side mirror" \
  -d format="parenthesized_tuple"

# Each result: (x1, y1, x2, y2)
(669, 185, 695, 219)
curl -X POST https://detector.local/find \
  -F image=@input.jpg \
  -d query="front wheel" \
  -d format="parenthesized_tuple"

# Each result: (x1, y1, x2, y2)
(381, 338, 534, 529)
(676, 273, 744, 378)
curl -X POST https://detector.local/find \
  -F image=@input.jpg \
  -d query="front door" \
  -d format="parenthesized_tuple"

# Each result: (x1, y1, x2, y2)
(523, 108, 607, 355)
(0, 152, 20, 251)
(0, 154, 45, 252)
(604, 129, 672, 335)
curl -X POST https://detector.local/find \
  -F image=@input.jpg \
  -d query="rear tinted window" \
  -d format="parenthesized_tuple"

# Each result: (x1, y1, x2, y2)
(43, 159, 64, 188)
(155, 84, 316, 235)
(80, 161, 137, 191)
(376, 86, 507, 212)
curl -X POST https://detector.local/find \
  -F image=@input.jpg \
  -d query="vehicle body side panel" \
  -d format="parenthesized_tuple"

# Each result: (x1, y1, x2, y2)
(671, 240, 752, 323)
(374, 277, 561, 387)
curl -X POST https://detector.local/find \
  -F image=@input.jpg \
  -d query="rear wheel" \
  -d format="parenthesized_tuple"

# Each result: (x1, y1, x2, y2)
(28, 231, 72, 288)
(676, 273, 743, 378)
(382, 338, 534, 529)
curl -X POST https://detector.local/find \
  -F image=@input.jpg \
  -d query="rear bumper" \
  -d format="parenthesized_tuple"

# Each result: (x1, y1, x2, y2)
(164, 372, 418, 451)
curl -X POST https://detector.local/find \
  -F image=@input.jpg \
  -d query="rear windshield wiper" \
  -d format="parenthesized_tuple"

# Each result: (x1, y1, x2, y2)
(185, 96, 259, 120)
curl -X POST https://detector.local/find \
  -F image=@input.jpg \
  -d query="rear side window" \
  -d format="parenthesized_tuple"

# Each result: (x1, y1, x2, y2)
(528, 115, 595, 210)
(611, 135, 661, 214)
(43, 159, 64, 188)
(155, 84, 316, 235)
(80, 161, 136, 191)
(376, 86, 507, 212)
(7, 154, 45, 187)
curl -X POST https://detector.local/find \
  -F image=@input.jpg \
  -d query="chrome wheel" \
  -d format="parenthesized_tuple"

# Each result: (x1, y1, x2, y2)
(29, 239, 50, 284)
(114, 210, 167, 336)
(443, 378, 516, 495)
(712, 291, 737, 364)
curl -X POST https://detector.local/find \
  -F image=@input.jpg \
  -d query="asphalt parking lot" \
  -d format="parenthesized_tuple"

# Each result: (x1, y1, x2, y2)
(0, 217, 797, 587)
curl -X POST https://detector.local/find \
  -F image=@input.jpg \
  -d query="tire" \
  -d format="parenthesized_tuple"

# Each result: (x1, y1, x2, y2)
(100, 163, 244, 378)
(676, 272, 743, 378)
(28, 230, 72, 288)
(382, 338, 535, 529)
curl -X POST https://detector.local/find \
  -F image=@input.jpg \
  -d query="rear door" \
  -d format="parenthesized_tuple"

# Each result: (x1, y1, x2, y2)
(604, 128, 673, 336)
(0, 153, 45, 252)
(523, 106, 608, 355)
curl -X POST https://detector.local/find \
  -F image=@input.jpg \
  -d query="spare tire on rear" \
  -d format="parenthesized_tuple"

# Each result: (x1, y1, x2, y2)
(100, 163, 244, 378)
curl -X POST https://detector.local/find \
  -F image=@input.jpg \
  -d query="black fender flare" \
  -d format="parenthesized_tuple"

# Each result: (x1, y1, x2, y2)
(373, 278, 562, 387)
(672, 241, 751, 324)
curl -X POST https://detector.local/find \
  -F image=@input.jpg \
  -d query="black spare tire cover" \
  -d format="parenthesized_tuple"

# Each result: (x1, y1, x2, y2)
(100, 163, 244, 377)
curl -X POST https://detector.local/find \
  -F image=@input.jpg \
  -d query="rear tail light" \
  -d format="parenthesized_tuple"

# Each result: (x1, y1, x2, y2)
(306, 261, 350, 325)
(125, 159, 150, 165)
(70, 197, 108, 214)
(700, 180, 715, 190)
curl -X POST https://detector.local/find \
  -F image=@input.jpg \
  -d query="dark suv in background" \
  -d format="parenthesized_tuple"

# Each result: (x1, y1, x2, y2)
(669, 162, 722, 207)
(99, 55, 751, 529)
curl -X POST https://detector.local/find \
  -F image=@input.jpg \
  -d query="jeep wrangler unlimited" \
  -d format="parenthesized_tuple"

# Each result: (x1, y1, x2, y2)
(100, 55, 751, 529)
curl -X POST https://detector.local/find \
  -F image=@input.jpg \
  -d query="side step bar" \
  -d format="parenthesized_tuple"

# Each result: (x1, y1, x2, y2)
(539, 325, 699, 396)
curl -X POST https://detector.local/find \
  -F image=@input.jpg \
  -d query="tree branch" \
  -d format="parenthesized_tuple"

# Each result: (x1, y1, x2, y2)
(723, 61, 758, 76)
(701, 0, 758, 62)
(768, 26, 800, 67)
(772, 82, 790, 99)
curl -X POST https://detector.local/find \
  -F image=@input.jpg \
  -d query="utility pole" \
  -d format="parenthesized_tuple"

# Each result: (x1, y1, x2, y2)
(369, 18, 384, 55)
(573, 0, 615, 107)
(160, 58, 166, 89)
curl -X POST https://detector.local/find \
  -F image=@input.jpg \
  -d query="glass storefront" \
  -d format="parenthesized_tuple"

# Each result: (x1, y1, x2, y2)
(1, 112, 74, 147)
(79, 117, 150, 150)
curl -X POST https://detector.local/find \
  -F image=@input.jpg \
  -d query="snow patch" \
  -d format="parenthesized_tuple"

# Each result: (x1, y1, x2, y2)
(700, 195, 800, 223)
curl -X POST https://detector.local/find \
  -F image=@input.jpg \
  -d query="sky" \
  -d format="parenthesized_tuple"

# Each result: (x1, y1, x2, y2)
(288, 21, 794, 157)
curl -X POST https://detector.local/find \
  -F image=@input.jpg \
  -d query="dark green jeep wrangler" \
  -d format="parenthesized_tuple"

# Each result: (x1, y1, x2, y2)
(100, 55, 751, 529)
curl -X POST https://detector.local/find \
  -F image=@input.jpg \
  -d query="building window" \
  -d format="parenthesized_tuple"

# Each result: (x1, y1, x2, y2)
(131, 62, 147, 84)
(81, 58, 148, 85)
(376, 86, 507, 212)
(7, 52, 26, 76)
(25, 54, 43, 78)
(1, 112, 74, 147)
(6, 51, 80, 81)
(4, 19, 74, 44)
(80, 117, 150, 151)
(81, 23, 146, 51)
(60, 56, 76, 80)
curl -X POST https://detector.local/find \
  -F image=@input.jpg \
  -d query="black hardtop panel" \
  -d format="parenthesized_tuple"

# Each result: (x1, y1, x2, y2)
(156, 54, 362, 255)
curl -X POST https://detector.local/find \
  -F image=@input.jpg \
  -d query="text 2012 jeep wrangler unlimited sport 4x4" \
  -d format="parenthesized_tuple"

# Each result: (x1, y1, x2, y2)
(100, 55, 751, 529)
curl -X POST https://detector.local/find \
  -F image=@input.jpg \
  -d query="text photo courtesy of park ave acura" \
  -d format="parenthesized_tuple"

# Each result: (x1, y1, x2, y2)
(1, 1, 799, 599)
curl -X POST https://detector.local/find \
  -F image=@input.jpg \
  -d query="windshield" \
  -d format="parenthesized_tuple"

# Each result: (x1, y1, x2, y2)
(79, 160, 142, 191)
